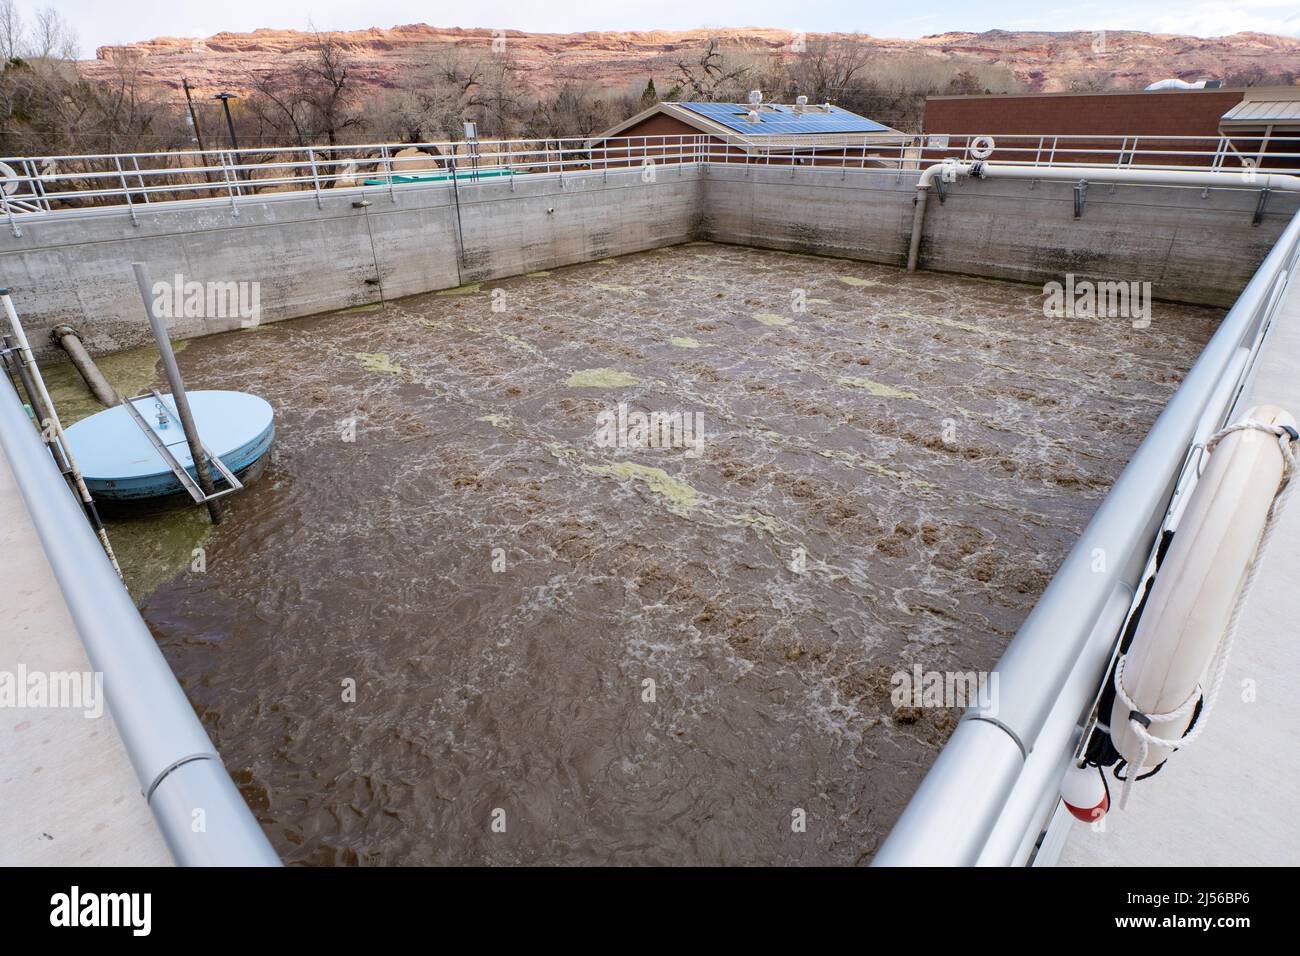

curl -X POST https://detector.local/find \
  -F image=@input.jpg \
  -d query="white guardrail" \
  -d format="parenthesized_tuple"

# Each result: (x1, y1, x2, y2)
(0, 132, 1296, 231)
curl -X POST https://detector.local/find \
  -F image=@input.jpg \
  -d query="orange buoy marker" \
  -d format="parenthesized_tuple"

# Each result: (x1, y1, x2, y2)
(1061, 763, 1108, 823)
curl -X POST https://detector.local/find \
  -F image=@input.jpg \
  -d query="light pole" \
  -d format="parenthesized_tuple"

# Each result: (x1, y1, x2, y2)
(212, 92, 241, 181)
(212, 92, 239, 150)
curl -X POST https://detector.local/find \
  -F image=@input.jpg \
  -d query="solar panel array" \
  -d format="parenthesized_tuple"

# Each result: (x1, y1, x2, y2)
(675, 102, 892, 135)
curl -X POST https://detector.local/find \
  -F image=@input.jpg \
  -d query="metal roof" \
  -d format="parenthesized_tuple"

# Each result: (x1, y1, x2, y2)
(674, 102, 893, 136)
(1221, 100, 1300, 125)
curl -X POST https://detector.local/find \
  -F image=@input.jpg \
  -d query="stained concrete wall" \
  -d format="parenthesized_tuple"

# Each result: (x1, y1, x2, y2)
(700, 164, 1299, 308)
(700, 164, 920, 266)
(0, 166, 704, 356)
(1, 161, 1295, 357)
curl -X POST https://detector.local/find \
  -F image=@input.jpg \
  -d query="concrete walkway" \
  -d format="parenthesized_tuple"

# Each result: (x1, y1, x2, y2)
(0, 445, 171, 865)
(1060, 272, 1300, 866)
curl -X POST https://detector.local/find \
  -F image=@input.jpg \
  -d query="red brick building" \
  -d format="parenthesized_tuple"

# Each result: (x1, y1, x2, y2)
(922, 88, 1250, 168)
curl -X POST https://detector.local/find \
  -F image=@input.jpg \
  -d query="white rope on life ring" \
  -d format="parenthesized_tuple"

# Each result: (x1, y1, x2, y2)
(1111, 414, 1298, 810)
(969, 136, 996, 160)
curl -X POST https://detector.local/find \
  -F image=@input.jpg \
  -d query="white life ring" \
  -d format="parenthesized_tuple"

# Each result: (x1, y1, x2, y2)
(969, 136, 996, 160)
(1110, 404, 1296, 773)
(0, 161, 19, 196)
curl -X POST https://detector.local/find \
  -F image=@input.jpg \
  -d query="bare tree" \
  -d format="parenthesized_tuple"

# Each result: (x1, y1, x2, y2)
(379, 46, 526, 144)
(531, 81, 614, 138)
(0, 0, 24, 62)
(299, 30, 361, 145)
(387, 49, 483, 143)
(29, 5, 76, 60)
(1062, 68, 1115, 93)
(785, 37, 873, 103)
(670, 38, 755, 101)
(475, 52, 526, 138)
(1223, 65, 1297, 88)
(244, 29, 364, 147)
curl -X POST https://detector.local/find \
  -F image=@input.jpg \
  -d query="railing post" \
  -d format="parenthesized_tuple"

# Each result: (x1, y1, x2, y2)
(113, 156, 138, 226)
(131, 156, 150, 203)
(1, 190, 21, 238)
(307, 147, 323, 209)
(219, 150, 240, 218)
(381, 144, 395, 202)
(24, 159, 50, 211)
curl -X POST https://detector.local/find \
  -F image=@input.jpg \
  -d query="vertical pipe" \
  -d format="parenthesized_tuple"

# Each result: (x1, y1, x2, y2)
(448, 157, 466, 270)
(130, 263, 223, 525)
(906, 185, 930, 272)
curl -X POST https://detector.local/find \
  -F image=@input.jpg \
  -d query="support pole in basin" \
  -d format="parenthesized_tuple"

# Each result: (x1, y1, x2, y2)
(131, 262, 223, 525)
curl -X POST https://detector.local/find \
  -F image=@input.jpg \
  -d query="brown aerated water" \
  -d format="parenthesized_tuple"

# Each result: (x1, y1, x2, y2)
(117, 243, 1219, 865)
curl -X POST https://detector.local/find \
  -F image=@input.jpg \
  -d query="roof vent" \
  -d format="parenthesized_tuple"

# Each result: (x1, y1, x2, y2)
(794, 94, 808, 113)
(747, 90, 763, 105)
(746, 109, 761, 124)
(1144, 78, 1207, 91)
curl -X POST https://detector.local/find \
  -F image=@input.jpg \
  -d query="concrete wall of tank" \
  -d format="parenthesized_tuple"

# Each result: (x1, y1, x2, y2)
(698, 164, 1299, 309)
(0, 166, 705, 356)
(0, 161, 1295, 357)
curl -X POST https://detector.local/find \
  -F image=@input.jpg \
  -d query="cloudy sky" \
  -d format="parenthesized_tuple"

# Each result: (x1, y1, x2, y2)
(35, 0, 1300, 57)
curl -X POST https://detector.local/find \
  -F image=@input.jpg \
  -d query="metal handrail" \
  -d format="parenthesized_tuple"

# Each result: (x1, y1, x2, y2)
(874, 198, 1300, 866)
(1, 132, 1298, 219)
(0, 379, 281, 866)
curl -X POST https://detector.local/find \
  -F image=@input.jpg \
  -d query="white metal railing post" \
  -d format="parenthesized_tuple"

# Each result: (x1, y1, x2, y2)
(131, 155, 149, 202)
(381, 144, 395, 201)
(113, 156, 138, 226)
(307, 147, 322, 209)
(25, 159, 50, 211)
(1, 189, 21, 237)
(219, 149, 240, 217)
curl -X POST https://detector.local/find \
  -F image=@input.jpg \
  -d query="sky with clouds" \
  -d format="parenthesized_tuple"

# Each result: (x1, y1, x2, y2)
(32, 0, 1300, 58)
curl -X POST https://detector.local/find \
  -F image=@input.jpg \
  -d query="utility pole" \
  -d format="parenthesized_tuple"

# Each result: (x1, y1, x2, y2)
(181, 78, 213, 185)
(182, 78, 207, 151)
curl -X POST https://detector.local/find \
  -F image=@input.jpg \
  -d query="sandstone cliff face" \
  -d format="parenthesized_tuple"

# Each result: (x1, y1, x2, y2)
(84, 24, 1300, 98)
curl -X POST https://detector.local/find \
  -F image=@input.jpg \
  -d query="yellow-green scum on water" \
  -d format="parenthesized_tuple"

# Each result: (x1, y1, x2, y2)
(565, 368, 642, 388)
(583, 462, 701, 518)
